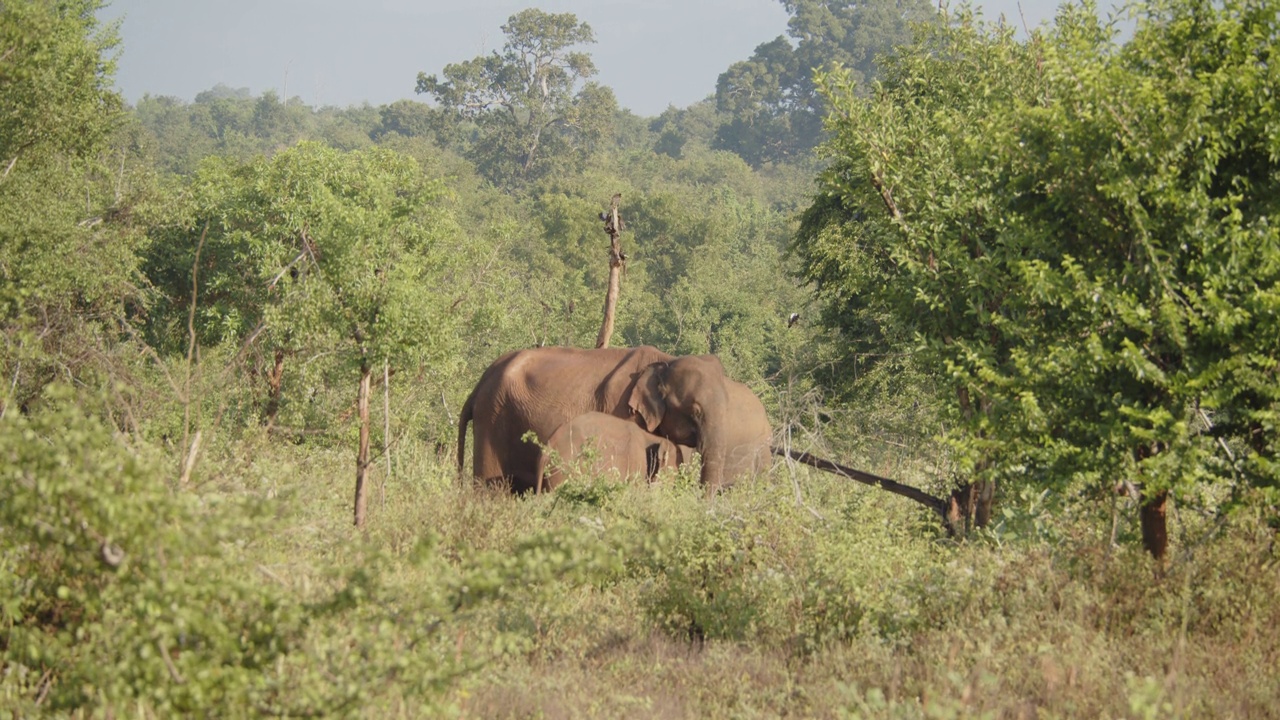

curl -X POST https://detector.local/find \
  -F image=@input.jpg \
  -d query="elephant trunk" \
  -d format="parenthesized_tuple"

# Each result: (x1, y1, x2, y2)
(456, 386, 476, 477)
(696, 389, 730, 495)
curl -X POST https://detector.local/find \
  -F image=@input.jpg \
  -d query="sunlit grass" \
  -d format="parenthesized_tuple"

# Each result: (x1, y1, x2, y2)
(197, 438, 1280, 717)
(4, 414, 1277, 717)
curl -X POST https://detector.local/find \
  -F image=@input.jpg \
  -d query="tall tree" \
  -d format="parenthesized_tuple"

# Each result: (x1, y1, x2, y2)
(0, 0, 152, 414)
(416, 8, 615, 185)
(715, 0, 936, 166)
(165, 143, 464, 525)
(0, 0, 120, 178)
(795, 0, 1280, 555)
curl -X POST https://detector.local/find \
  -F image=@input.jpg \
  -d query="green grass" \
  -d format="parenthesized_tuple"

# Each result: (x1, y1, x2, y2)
(4, 413, 1278, 718)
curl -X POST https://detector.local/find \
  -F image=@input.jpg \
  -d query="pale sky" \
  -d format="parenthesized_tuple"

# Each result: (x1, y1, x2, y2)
(97, 0, 1110, 117)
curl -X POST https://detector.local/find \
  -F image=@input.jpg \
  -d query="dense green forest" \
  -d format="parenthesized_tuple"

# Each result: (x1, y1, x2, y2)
(3, 0, 1278, 716)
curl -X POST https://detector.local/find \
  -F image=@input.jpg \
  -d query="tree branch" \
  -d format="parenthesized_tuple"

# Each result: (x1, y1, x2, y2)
(771, 446, 948, 517)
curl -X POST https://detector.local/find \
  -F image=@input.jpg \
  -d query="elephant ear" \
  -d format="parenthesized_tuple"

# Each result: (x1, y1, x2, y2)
(628, 363, 667, 432)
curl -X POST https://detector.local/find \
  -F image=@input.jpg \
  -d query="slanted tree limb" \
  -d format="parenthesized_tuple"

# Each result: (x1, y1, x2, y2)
(772, 446, 949, 520)
(595, 193, 625, 348)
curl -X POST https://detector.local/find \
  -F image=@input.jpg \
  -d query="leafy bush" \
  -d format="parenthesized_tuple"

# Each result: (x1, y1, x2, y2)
(0, 388, 307, 713)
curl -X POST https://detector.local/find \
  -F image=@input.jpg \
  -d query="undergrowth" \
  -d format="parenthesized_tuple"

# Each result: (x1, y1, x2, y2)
(3, 398, 1278, 718)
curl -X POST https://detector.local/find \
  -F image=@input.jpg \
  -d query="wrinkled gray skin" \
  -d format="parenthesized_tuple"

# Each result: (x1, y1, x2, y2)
(536, 412, 683, 492)
(457, 346, 733, 494)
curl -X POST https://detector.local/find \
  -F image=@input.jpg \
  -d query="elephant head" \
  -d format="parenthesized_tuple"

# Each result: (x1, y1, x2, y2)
(627, 355, 731, 493)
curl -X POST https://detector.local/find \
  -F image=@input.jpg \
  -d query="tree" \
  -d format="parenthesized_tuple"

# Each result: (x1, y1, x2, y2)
(416, 8, 614, 185)
(0, 0, 121, 179)
(0, 0, 155, 415)
(166, 143, 463, 526)
(715, 0, 936, 166)
(649, 101, 720, 159)
(794, 0, 1280, 556)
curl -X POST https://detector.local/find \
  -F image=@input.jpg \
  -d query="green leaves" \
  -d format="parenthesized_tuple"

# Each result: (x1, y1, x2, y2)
(0, 0, 121, 180)
(796, 0, 1280, 508)
(174, 142, 463, 373)
(714, 0, 938, 166)
(0, 390, 306, 713)
(415, 9, 606, 185)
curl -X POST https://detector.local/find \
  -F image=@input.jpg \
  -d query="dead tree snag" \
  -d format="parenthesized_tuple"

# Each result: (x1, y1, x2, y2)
(595, 193, 625, 349)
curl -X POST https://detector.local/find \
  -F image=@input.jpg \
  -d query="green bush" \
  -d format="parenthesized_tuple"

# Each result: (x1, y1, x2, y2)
(0, 388, 306, 713)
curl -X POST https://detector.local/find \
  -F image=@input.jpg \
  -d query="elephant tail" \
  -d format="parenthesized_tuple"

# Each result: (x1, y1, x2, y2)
(456, 386, 477, 478)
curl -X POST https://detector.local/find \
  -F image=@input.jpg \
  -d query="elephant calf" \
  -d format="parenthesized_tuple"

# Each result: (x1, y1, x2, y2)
(536, 412, 690, 492)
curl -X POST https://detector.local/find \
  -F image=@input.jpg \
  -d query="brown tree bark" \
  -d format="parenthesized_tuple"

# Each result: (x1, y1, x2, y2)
(1140, 489, 1170, 561)
(1133, 443, 1170, 561)
(947, 478, 997, 537)
(595, 193, 624, 349)
(354, 360, 372, 529)
(947, 387, 997, 536)
(946, 484, 972, 534)
(263, 348, 285, 429)
(772, 447, 949, 519)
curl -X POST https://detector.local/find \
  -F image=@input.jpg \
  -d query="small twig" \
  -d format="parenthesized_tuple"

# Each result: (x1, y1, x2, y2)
(3, 151, 22, 179)
(868, 168, 904, 226)
(783, 422, 825, 521)
(159, 641, 186, 684)
(119, 321, 183, 397)
(257, 564, 287, 585)
(266, 250, 308, 290)
(33, 668, 54, 706)
(266, 425, 337, 437)
(302, 350, 338, 368)
(1197, 407, 1237, 463)
(300, 226, 320, 266)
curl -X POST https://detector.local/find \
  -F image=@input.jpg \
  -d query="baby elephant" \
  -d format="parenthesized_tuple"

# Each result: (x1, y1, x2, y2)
(536, 412, 689, 492)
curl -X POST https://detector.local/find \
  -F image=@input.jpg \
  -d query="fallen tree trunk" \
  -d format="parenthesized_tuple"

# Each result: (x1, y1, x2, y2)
(772, 446, 948, 520)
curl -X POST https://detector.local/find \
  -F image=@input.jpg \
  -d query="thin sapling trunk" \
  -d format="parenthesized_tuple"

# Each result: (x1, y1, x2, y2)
(354, 359, 372, 528)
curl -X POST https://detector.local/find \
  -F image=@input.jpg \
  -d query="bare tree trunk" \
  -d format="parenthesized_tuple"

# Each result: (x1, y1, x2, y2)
(354, 360, 372, 529)
(1134, 443, 1170, 561)
(180, 222, 209, 484)
(946, 484, 972, 534)
(595, 193, 624, 349)
(948, 387, 996, 536)
(1141, 489, 1170, 561)
(381, 359, 391, 509)
(974, 479, 996, 527)
(263, 348, 285, 429)
(945, 478, 996, 537)
(335, 367, 396, 423)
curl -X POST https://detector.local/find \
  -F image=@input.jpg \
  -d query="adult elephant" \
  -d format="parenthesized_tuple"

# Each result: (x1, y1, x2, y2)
(535, 411, 689, 493)
(633, 371, 772, 489)
(457, 346, 734, 494)
(719, 378, 772, 481)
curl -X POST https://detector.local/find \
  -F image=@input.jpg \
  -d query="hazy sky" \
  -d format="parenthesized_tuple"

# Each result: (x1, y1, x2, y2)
(97, 0, 1099, 117)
